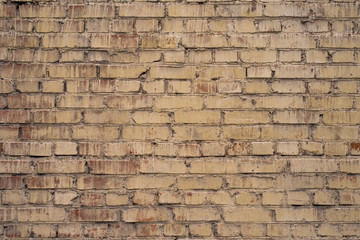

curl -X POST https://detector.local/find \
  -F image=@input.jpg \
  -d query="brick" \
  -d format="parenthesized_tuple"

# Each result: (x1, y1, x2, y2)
(168, 4, 215, 17)
(264, 4, 309, 16)
(83, 224, 108, 238)
(127, 176, 175, 189)
(174, 126, 219, 140)
(61, 51, 84, 62)
(328, 175, 360, 189)
(0, 81, 13, 93)
(36, 20, 59, 33)
(4, 142, 29, 156)
(290, 159, 338, 173)
(308, 81, 331, 94)
(216, 223, 241, 236)
(306, 96, 353, 109)
(106, 193, 128, 206)
(159, 192, 181, 205)
(224, 207, 271, 222)
(287, 192, 310, 206)
(227, 177, 273, 189)
(107, 95, 152, 109)
(42, 81, 64, 93)
(140, 158, 186, 174)
(61, 20, 84, 32)
(26, 176, 73, 189)
(122, 126, 169, 140)
(307, 50, 328, 63)
(88, 160, 137, 175)
(109, 223, 135, 237)
(133, 192, 157, 205)
(209, 192, 234, 205)
(18, 208, 66, 222)
(314, 191, 336, 205)
(182, 34, 228, 48)
(236, 192, 260, 205)
(164, 224, 186, 236)
(77, 177, 123, 190)
(43, 35, 88, 48)
(223, 126, 260, 140)
(141, 35, 180, 49)
(70, 209, 117, 222)
(178, 176, 222, 190)
(0, 35, 39, 48)
(313, 126, 357, 140)
(273, 110, 319, 124)
(91, 34, 138, 49)
(72, 126, 118, 140)
(325, 142, 348, 156)
(202, 142, 226, 156)
(104, 143, 127, 157)
(241, 50, 276, 63)
(118, 3, 164, 17)
(0, 208, 15, 222)
(276, 175, 323, 189)
(178, 143, 200, 157)
(277, 142, 299, 155)
(244, 80, 268, 93)
(0, 160, 31, 174)
(247, 66, 272, 78)
(155, 96, 202, 109)
(48, 65, 96, 78)
(263, 192, 284, 205)
(123, 208, 171, 222)
(233, 20, 256, 33)
(276, 208, 321, 222)
(0, 5, 16, 17)
(79, 142, 102, 156)
(224, 111, 269, 124)
(0, 176, 22, 189)
(279, 50, 302, 62)
(8, 94, 54, 108)
(326, 208, 360, 222)
(54, 191, 77, 205)
(0, 126, 18, 139)
(22, 126, 70, 140)
(239, 160, 286, 173)
(54, 142, 77, 155)
(340, 159, 360, 173)
(38, 160, 85, 173)
(218, 82, 242, 93)
(185, 192, 208, 205)
(292, 225, 316, 237)
(189, 223, 212, 236)
(262, 126, 308, 140)
(16, 80, 39, 92)
(188, 50, 212, 63)
(302, 142, 323, 155)
(84, 110, 130, 124)
(136, 19, 158, 32)
(198, 66, 246, 80)
(270, 34, 316, 48)
(334, 81, 357, 93)
(69, 5, 115, 18)
(5, 224, 31, 238)
(216, 4, 262, 17)
(32, 225, 56, 238)
(81, 193, 104, 207)
(19, 5, 65, 18)
(174, 207, 220, 221)
(167, 81, 191, 93)
(34, 110, 81, 123)
(190, 159, 237, 174)
(30, 141, 53, 156)
(252, 142, 274, 155)
(66, 80, 89, 92)
(137, 224, 161, 236)
(29, 191, 52, 204)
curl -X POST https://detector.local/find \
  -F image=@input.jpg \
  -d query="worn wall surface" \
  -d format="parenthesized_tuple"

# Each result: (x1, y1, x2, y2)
(0, 0, 360, 238)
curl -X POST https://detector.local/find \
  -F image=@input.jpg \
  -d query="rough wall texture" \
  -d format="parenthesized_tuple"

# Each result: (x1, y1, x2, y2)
(0, 0, 360, 238)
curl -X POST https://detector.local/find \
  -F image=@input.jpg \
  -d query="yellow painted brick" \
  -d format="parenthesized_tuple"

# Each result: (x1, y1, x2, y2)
(163, 224, 186, 236)
(20, 5, 65, 18)
(242, 224, 266, 237)
(10, 49, 34, 62)
(339, 191, 360, 205)
(100, 66, 146, 79)
(139, 51, 161, 63)
(159, 192, 181, 205)
(272, 80, 305, 93)
(182, 34, 228, 48)
(209, 192, 234, 205)
(340, 159, 360, 173)
(133, 192, 157, 205)
(332, 20, 353, 33)
(141, 35, 179, 49)
(54, 142, 78, 156)
(325, 208, 360, 222)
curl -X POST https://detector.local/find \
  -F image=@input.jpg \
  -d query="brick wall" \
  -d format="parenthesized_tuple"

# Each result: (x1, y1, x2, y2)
(0, 0, 360, 238)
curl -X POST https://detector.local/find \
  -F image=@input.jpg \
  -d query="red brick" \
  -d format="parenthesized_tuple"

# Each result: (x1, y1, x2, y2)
(70, 209, 118, 222)
(0, 176, 22, 189)
(88, 160, 137, 174)
(8, 95, 54, 108)
(81, 193, 104, 206)
(0, 110, 30, 123)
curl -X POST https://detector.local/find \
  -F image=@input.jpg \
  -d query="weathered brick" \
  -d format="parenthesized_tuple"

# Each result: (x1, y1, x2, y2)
(174, 207, 220, 221)
(88, 160, 137, 174)
(123, 208, 171, 222)
(34, 110, 81, 123)
(216, 4, 262, 17)
(91, 34, 138, 49)
(178, 176, 222, 190)
(22, 126, 69, 140)
(48, 65, 96, 78)
(224, 207, 272, 222)
(8, 95, 54, 108)
(168, 4, 215, 17)
(72, 126, 118, 140)
(18, 208, 66, 222)
(70, 209, 117, 222)
(69, 5, 115, 18)
(127, 176, 175, 189)
(38, 160, 85, 173)
(77, 177, 124, 190)
(26, 176, 73, 189)
(118, 3, 164, 17)
(43, 35, 88, 48)
(20, 5, 65, 18)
